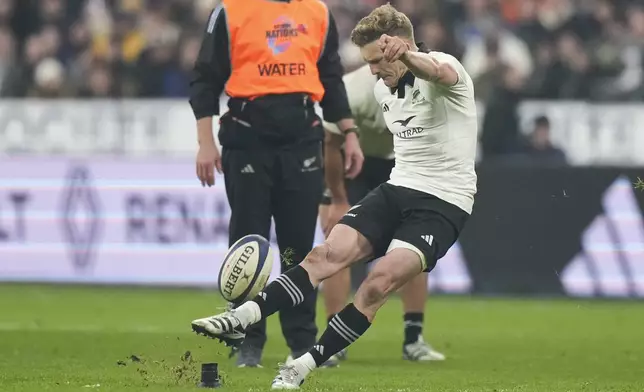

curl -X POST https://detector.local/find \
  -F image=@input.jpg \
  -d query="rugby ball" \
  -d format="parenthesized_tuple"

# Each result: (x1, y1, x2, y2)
(218, 234, 274, 304)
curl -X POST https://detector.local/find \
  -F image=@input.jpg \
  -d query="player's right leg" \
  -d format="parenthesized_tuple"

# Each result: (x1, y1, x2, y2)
(190, 223, 373, 347)
(272, 247, 424, 389)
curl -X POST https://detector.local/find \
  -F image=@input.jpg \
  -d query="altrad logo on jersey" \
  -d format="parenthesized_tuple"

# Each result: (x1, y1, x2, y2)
(397, 128, 425, 139)
(393, 115, 416, 127)
(260, 16, 308, 77)
(393, 115, 424, 139)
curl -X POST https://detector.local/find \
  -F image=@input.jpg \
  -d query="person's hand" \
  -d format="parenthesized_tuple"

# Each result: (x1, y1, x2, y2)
(379, 34, 411, 63)
(324, 201, 351, 237)
(343, 132, 364, 179)
(196, 143, 222, 187)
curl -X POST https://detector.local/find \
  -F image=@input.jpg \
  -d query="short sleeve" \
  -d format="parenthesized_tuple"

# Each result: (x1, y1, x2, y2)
(418, 52, 472, 98)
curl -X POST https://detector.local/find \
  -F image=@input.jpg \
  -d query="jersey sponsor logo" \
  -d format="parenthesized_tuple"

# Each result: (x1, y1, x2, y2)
(560, 176, 644, 298)
(393, 115, 416, 127)
(393, 115, 424, 138)
(265, 16, 308, 55)
(257, 63, 306, 76)
(397, 127, 425, 139)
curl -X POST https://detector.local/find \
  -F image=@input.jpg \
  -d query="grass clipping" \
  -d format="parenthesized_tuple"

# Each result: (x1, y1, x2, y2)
(118, 351, 204, 387)
(635, 177, 644, 192)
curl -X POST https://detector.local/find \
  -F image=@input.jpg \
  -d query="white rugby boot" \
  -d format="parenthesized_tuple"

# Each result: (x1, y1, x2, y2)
(402, 336, 446, 361)
(191, 301, 262, 347)
(271, 364, 305, 389)
(271, 354, 315, 389)
(191, 311, 246, 347)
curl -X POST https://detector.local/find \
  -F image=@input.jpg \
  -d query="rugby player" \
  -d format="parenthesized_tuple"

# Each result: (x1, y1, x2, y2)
(191, 4, 477, 389)
(318, 61, 446, 367)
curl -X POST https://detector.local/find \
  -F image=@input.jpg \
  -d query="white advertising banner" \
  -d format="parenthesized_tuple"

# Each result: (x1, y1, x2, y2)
(0, 157, 471, 293)
(1, 99, 644, 166)
(518, 101, 644, 166)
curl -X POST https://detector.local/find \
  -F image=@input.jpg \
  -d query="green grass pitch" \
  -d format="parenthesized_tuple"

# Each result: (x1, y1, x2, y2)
(1, 284, 643, 392)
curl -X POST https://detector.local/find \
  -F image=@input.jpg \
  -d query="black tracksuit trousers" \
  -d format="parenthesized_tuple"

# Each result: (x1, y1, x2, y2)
(223, 144, 322, 355)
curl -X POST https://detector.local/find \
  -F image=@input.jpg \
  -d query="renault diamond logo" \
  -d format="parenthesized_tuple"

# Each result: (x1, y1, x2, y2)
(61, 165, 102, 272)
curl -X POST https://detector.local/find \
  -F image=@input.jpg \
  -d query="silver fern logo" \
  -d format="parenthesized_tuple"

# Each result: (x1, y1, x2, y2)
(60, 165, 102, 272)
(561, 176, 644, 297)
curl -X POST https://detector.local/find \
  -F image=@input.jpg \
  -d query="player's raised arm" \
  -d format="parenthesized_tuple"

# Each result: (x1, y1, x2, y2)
(378, 34, 459, 87)
(400, 50, 459, 87)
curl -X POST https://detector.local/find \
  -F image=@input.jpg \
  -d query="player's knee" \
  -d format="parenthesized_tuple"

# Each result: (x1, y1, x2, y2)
(301, 242, 340, 282)
(307, 242, 331, 264)
(358, 270, 396, 310)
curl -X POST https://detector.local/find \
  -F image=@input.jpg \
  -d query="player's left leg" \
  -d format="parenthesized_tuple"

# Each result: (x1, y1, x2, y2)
(400, 273, 446, 361)
(272, 247, 424, 389)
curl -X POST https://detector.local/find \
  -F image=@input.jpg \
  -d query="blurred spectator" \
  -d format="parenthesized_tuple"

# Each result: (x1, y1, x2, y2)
(521, 115, 567, 165)
(0, 0, 641, 104)
(79, 62, 115, 97)
(31, 57, 68, 98)
(0, 27, 17, 95)
(480, 65, 525, 158)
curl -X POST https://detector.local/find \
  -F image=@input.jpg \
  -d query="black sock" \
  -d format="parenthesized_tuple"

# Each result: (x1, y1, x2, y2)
(309, 303, 371, 367)
(326, 314, 336, 325)
(251, 265, 314, 319)
(404, 312, 424, 345)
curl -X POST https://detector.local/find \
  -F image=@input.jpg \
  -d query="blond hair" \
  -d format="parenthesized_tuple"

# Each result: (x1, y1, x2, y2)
(350, 4, 414, 47)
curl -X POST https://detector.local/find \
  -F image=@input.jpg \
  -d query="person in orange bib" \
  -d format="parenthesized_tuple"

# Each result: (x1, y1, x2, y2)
(189, 0, 364, 368)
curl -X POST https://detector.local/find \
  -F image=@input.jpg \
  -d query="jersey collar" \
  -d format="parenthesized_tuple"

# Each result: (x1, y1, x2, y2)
(391, 42, 430, 98)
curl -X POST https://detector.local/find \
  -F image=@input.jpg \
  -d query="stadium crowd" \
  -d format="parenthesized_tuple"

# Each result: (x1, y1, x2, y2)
(0, 0, 642, 160)
(1, 0, 642, 101)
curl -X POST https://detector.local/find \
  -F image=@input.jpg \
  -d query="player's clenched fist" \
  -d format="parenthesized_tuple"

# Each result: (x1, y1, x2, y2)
(378, 34, 410, 63)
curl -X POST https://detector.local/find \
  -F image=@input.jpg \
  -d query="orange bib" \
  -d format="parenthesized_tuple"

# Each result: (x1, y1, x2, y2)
(223, 0, 329, 102)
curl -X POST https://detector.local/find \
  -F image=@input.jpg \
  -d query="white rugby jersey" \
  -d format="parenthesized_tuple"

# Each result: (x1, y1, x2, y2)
(323, 65, 394, 160)
(374, 51, 478, 214)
